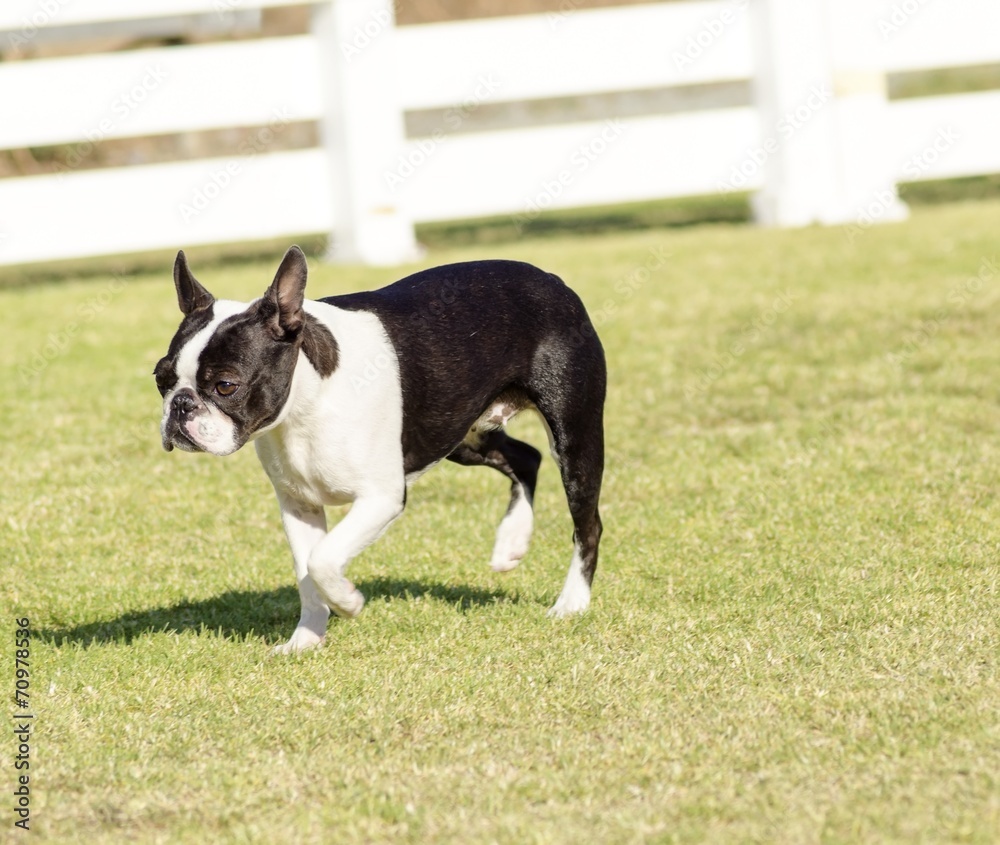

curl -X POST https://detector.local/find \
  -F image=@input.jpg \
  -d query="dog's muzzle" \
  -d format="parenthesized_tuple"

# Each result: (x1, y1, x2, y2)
(162, 388, 202, 452)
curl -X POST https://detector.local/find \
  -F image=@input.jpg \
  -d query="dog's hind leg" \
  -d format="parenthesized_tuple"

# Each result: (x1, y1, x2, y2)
(447, 430, 542, 572)
(534, 379, 605, 617)
(545, 426, 604, 617)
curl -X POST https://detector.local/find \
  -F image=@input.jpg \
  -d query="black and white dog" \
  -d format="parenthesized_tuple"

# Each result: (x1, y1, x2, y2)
(155, 247, 606, 652)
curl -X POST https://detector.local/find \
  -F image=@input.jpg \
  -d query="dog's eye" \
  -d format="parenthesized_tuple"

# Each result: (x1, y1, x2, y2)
(215, 381, 239, 397)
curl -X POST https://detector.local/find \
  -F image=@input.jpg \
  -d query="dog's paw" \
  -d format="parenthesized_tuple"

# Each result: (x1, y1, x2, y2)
(312, 573, 366, 619)
(547, 587, 591, 618)
(546, 599, 589, 618)
(273, 628, 325, 655)
(328, 584, 366, 619)
(490, 545, 527, 573)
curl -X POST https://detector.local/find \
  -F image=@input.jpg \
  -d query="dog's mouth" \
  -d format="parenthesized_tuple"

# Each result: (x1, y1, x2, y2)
(161, 416, 203, 453)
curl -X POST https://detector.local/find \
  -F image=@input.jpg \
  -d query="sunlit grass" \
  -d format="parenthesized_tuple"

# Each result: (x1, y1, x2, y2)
(2, 200, 999, 843)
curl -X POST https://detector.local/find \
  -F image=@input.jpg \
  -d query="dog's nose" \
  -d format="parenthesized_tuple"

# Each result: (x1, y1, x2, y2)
(171, 390, 198, 416)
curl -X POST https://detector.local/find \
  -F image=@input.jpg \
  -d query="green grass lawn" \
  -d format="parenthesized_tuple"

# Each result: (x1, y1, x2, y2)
(3, 200, 999, 843)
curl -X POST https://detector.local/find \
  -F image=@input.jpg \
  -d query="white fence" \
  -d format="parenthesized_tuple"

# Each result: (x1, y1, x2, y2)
(0, 0, 999, 267)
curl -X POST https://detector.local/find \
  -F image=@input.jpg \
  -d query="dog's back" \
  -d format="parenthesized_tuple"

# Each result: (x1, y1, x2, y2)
(326, 260, 606, 474)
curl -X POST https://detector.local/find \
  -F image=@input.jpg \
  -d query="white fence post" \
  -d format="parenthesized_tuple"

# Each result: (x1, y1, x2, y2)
(827, 0, 909, 228)
(5, 0, 1000, 269)
(311, 0, 421, 265)
(749, 0, 907, 228)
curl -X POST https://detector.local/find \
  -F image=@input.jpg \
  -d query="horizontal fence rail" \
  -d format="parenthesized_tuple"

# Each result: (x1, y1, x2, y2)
(879, 0, 1000, 73)
(2, 37, 323, 149)
(393, 2, 754, 109)
(0, 151, 331, 265)
(889, 91, 1000, 183)
(0, 0, 304, 30)
(0, 0, 998, 267)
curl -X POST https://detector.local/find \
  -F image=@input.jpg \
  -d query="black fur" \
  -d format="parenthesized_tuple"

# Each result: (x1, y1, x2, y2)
(330, 259, 606, 589)
(329, 260, 605, 473)
(173, 250, 214, 315)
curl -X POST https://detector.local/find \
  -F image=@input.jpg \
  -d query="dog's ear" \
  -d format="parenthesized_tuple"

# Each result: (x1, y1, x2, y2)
(173, 250, 215, 315)
(262, 245, 308, 339)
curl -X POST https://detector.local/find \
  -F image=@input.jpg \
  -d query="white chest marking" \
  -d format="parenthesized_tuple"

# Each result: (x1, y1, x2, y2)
(254, 302, 406, 508)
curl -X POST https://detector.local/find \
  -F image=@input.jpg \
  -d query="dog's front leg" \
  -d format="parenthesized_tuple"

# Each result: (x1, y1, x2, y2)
(274, 494, 331, 654)
(307, 495, 405, 620)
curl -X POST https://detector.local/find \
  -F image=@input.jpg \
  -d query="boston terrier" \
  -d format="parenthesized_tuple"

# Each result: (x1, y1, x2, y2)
(155, 246, 606, 653)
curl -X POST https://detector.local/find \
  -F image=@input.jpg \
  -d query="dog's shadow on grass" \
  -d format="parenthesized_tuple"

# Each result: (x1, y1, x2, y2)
(38, 578, 522, 648)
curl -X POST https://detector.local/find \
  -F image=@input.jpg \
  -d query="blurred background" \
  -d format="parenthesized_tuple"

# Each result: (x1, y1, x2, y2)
(1, 0, 999, 273)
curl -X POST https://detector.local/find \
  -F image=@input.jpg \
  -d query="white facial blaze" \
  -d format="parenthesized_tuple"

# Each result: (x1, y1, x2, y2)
(161, 299, 250, 456)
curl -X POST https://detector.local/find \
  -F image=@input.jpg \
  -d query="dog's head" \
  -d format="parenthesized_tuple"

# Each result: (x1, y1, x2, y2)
(154, 246, 315, 456)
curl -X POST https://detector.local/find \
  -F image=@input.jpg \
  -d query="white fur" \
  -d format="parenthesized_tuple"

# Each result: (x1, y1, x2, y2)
(254, 301, 405, 507)
(253, 301, 408, 651)
(182, 412, 236, 456)
(272, 496, 330, 655)
(490, 489, 534, 572)
(548, 542, 591, 617)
